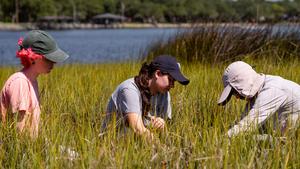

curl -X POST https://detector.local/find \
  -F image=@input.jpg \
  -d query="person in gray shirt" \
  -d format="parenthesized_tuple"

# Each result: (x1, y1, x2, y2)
(218, 61, 300, 137)
(101, 55, 189, 139)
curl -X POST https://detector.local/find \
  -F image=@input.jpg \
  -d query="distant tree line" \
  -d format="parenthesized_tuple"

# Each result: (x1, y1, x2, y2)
(1, 0, 300, 23)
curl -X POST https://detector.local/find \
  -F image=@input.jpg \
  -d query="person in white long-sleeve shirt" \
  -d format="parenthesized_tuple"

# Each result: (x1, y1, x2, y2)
(218, 61, 300, 137)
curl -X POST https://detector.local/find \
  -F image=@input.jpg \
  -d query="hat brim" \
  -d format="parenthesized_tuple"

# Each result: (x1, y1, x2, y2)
(218, 85, 233, 106)
(44, 48, 69, 63)
(169, 70, 189, 85)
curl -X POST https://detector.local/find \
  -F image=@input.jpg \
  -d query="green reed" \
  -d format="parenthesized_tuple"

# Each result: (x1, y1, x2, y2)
(147, 24, 300, 64)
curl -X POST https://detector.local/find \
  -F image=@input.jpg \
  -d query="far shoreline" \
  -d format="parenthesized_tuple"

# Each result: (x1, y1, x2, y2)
(0, 22, 194, 31)
(1, 21, 298, 31)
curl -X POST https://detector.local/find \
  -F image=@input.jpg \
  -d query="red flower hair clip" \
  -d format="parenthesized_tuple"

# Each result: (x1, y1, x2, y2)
(16, 37, 44, 68)
(18, 37, 23, 46)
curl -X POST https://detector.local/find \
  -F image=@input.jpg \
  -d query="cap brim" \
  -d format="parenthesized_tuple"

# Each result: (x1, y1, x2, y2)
(44, 48, 69, 63)
(218, 85, 233, 106)
(169, 71, 189, 85)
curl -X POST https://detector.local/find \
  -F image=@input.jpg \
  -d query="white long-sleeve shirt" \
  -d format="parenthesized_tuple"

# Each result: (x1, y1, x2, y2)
(228, 75, 300, 137)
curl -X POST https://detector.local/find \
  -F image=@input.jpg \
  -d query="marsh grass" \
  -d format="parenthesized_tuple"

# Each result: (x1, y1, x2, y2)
(0, 60, 299, 168)
(147, 24, 300, 64)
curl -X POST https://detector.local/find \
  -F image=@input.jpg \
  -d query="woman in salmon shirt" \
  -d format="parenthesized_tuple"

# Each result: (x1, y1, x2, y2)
(0, 30, 69, 138)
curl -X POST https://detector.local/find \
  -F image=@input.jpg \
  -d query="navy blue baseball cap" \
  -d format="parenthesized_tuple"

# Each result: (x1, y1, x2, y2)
(152, 55, 189, 85)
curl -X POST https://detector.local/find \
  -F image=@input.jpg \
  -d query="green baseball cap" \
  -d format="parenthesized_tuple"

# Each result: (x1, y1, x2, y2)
(21, 30, 69, 63)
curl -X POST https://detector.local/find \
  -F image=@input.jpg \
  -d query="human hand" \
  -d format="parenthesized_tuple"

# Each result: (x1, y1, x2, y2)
(151, 117, 165, 130)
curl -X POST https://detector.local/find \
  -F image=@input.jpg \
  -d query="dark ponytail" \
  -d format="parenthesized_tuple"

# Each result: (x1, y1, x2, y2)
(134, 62, 159, 116)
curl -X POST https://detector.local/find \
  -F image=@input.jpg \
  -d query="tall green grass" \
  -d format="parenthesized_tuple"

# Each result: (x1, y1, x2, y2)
(0, 61, 299, 168)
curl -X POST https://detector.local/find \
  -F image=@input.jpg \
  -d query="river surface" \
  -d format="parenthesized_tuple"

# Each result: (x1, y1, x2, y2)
(0, 28, 181, 65)
(1, 24, 300, 66)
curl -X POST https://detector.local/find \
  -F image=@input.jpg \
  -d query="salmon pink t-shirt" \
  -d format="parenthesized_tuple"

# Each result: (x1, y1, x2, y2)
(0, 71, 40, 136)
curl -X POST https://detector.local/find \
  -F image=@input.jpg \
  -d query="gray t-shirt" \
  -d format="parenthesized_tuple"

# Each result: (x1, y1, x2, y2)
(101, 78, 171, 132)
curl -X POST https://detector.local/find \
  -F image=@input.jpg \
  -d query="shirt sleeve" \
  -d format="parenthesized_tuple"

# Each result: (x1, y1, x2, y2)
(7, 78, 31, 113)
(227, 87, 287, 137)
(117, 88, 142, 116)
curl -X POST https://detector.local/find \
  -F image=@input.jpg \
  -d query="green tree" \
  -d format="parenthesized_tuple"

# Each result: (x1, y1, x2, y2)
(0, 0, 15, 22)
(75, 0, 104, 20)
(103, 0, 117, 13)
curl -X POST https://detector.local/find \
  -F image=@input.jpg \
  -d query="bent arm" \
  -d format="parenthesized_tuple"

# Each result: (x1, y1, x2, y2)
(127, 113, 152, 139)
(228, 88, 287, 137)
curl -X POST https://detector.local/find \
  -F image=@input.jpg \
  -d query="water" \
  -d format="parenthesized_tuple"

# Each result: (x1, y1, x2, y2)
(0, 28, 181, 65)
(1, 24, 299, 66)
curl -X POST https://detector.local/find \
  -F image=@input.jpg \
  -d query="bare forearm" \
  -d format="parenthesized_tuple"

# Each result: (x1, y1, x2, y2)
(127, 113, 154, 139)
